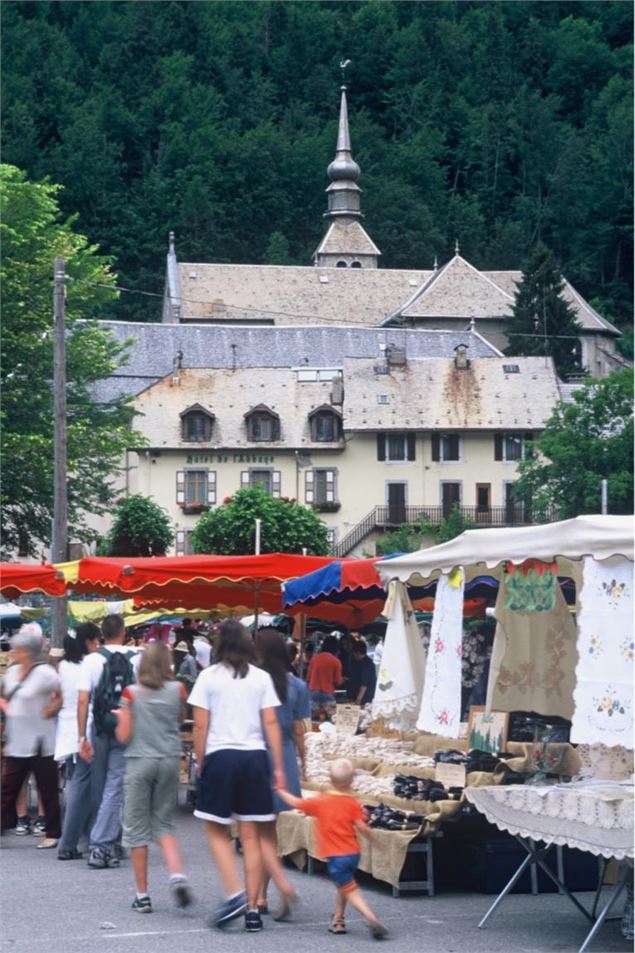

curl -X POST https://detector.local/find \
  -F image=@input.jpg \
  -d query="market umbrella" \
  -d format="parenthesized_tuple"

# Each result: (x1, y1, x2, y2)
(0, 562, 66, 598)
(282, 556, 492, 627)
(63, 553, 338, 622)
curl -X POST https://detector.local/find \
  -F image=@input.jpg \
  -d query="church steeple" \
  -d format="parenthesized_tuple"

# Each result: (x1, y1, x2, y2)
(325, 85, 362, 221)
(314, 70, 380, 269)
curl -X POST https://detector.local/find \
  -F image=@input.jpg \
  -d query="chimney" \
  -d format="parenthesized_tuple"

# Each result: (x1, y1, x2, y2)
(385, 344, 407, 367)
(330, 372, 344, 406)
(171, 349, 183, 386)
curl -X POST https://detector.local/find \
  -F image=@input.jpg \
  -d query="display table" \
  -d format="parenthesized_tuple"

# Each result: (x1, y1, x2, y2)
(276, 809, 440, 897)
(465, 781, 634, 953)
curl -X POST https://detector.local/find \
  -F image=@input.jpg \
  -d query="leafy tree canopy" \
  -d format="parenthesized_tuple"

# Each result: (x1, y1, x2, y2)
(98, 493, 173, 557)
(1, 2, 631, 330)
(0, 163, 141, 557)
(504, 242, 583, 377)
(190, 487, 329, 556)
(514, 369, 633, 519)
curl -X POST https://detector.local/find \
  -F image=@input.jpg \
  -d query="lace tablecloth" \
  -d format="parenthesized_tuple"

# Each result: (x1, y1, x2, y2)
(465, 781, 634, 860)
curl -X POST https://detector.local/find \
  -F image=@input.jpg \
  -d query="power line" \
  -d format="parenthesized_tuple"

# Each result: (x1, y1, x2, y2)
(67, 276, 593, 341)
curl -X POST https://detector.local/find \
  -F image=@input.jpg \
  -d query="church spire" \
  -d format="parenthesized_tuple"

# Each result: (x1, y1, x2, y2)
(325, 83, 362, 221)
(313, 68, 380, 269)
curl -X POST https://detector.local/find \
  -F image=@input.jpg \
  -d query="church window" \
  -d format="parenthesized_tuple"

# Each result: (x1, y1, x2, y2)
(351, 261, 362, 269)
(336, 261, 348, 268)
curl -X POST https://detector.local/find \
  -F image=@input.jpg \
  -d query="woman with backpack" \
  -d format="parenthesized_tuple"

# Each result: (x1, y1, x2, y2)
(113, 641, 192, 914)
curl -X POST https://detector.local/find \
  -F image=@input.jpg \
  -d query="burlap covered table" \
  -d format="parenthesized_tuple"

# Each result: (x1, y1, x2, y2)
(276, 810, 424, 890)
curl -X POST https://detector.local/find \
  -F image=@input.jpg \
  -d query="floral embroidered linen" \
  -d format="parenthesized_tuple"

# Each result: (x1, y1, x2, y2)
(487, 566, 577, 719)
(571, 558, 633, 748)
(417, 569, 464, 738)
(372, 581, 425, 730)
(504, 560, 558, 612)
(465, 780, 634, 860)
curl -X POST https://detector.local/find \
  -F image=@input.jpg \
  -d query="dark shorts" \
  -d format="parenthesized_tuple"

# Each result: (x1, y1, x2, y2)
(326, 853, 360, 891)
(194, 748, 275, 825)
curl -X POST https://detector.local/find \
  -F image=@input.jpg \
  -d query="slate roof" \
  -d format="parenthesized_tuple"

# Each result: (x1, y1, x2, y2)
(133, 367, 342, 450)
(314, 220, 381, 258)
(170, 255, 619, 336)
(342, 356, 561, 431)
(91, 322, 500, 402)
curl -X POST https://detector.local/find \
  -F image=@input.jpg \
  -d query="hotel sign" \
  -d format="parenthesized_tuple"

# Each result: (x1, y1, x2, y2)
(185, 453, 276, 465)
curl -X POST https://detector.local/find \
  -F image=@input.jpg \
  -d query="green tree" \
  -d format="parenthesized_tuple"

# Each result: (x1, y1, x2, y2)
(190, 486, 329, 555)
(98, 494, 173, 557)
(0, 164, 140, 557)
(376, 505, 475, 555)
(264, 230, 290, 265)
(504, 243, 583, 377)
(514, 370, 633, 519)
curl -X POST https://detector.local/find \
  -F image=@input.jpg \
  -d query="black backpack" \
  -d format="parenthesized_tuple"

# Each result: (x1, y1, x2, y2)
(92, 648, 135, 737)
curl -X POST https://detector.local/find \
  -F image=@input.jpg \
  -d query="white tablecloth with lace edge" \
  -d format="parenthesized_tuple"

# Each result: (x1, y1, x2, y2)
(465, 781, 634, 861)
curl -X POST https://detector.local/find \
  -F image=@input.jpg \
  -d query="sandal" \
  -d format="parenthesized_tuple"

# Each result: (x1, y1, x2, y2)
(328, 916, 347, 934)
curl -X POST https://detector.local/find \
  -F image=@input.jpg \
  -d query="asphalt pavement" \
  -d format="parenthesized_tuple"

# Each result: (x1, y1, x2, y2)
(1, 804, 630, 953)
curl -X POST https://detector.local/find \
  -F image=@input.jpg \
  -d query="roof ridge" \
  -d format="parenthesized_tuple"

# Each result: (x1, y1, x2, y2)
(381, 258, 453, 325)
(563, 281, 620, 335)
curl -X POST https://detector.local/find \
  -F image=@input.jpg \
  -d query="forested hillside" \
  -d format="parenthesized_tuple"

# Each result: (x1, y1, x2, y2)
(2, 1, 632, 333)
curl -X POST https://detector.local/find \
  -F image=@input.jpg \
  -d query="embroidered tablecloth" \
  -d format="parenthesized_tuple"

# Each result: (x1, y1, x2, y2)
(465, 781, 634, 860)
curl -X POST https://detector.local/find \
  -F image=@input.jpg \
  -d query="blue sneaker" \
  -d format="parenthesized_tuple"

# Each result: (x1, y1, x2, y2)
(210, 892, 247, 928)
(245, 909, 263, 932)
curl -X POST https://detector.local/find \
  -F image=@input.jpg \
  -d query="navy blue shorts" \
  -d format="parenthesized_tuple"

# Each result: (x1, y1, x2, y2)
(326, 853, 360, 891)
(194, 749, 275, 824)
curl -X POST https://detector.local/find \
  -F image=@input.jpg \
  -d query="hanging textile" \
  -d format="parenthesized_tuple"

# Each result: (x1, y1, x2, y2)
(487, 562, 577, 719)
(372, 581, 425, 731)
(417, 568, 464, 738)
(504, 560, 558, 612)
(571, 558, 633, 748)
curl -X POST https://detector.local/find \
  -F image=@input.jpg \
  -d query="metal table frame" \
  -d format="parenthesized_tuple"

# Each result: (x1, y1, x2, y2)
(478, 834, 632, 953)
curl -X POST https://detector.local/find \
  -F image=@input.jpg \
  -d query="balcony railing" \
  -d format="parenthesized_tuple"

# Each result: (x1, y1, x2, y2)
(332, 504, 556, 557)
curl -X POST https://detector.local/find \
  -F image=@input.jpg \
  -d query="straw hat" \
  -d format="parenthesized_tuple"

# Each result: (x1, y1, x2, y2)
(174, 641, 189, 652)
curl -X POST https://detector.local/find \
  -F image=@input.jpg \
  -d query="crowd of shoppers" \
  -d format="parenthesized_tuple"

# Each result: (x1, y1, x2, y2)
(1, 615, 385, 937)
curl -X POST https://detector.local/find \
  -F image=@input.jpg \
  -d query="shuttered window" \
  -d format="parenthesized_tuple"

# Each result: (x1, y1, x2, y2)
(175, 530, 195, 556)
(377, 433, 416, 462)
(241, 470, 282, 497)
(176, 470, 216, 505)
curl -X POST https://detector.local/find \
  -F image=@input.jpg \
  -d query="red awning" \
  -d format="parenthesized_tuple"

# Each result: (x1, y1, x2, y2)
(0, 563, 66, 598)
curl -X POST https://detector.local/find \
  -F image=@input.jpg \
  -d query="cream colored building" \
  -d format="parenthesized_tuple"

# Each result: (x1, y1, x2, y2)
(121, 350, 562, 557)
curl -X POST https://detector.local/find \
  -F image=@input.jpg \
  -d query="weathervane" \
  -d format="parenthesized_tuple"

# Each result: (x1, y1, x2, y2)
(340, 58, 351, 86)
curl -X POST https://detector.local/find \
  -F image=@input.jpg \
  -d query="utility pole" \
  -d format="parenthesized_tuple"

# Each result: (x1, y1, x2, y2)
(601, 479, 608, 515)
(51, 257, 68, 647)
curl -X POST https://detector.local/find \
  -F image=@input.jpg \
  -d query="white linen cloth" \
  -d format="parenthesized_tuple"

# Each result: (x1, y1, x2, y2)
(571, 557, 634, 748)
(416, 569, 464, 738)
(486, 569, 577, 719)
(372, 581, 425, 730)
(465, 781, 634, 860)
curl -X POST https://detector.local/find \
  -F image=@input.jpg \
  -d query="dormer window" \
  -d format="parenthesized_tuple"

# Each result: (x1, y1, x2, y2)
(180, 405, 214, 442)
(309, 407, 342, 442)
(245, 405, 280, 442)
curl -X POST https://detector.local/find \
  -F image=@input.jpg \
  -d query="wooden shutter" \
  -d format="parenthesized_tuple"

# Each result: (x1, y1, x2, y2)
(305, 470, 315, 503)
(241, 471, 250, 489)
(176, 470, 185, 504)
(207, 471, 216, 505)
(272, 470, 281, 498)
(272, 417, 280, 441)
(494, 434, 503, 461)
(175, 530, 185, 556)
(448, 434, 460, 460)
(406, 434, 416, 461)
(523, 432, 533, 459)
(377, 434, 386, 461)
(431, 434, 440, 462)
(325, 470, 335, 502)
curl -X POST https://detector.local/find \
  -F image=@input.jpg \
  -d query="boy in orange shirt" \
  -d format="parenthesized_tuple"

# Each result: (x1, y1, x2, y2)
(277, 758, 387, 938)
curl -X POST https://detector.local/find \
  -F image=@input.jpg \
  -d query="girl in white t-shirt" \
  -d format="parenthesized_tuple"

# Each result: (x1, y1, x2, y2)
(189, 620, 297, 932)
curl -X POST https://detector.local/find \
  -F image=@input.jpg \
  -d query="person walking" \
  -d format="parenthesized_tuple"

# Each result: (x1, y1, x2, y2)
(112, 642, 192, 914)
(56, 623, 101, 860)
(255, 629, 309, 914)
(193, 628, 212, 670)
(173, 641, 198, 688)
(307, 635, 343, 720)
(77, 613, 136, 869)
(189, 619, 298, 932)
(0, 624, 63, 849)
(346, 641, 377, 707)
(277, 758, 387, 939)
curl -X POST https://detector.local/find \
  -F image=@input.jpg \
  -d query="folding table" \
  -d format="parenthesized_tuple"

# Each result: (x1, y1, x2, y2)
(465, 781, 634, 953)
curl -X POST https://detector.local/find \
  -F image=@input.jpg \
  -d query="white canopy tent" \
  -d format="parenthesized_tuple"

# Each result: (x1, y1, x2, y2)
(376, 515, 633, 585)
(376, 515, 634, 747)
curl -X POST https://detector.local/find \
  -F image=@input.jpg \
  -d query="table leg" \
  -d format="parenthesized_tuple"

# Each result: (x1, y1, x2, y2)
(520, 838, 592, 921)
(578, 869, 629, 953)
(478, 850, 535, 928)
